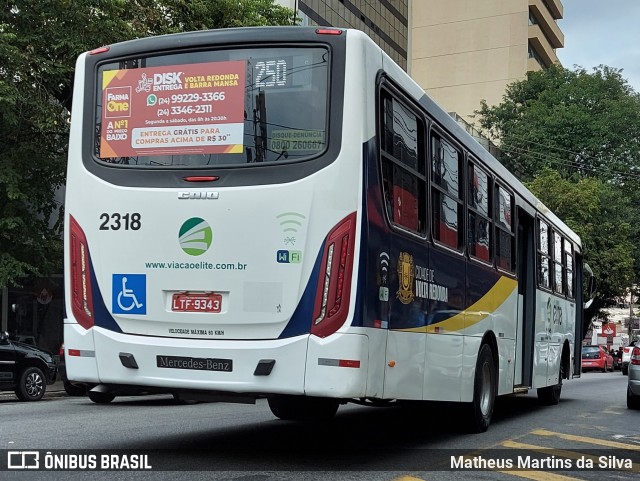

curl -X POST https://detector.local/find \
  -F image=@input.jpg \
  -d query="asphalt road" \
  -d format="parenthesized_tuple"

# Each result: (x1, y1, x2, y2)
(1, 370, 639, 481)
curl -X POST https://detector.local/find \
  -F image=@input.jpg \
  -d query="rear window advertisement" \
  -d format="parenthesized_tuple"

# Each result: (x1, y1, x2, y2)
(100, 61, 246, 158)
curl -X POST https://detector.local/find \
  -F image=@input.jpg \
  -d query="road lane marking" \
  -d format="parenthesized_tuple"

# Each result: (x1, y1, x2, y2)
(502, 440, 639, 473)
(491, 471, 582, 481)
(531, 429, 640, 451)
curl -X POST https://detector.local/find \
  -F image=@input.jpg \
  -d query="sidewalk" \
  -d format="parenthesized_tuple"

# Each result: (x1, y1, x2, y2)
(48, 379, 66, 394)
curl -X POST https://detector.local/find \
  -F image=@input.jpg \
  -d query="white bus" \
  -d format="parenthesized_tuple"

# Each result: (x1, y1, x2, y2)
(64, 27, 586, 432)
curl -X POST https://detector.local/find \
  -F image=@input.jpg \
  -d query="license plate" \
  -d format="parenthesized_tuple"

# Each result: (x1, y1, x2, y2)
(171, 292, 221, 312)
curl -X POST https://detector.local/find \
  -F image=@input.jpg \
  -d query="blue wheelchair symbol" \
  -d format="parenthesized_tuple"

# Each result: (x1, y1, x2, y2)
(112, 274, 146, 315)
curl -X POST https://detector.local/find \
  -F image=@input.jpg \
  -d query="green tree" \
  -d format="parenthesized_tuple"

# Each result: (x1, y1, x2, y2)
(476, 64, 640, 182)
(475, 64, 640, 323)
(526, 169, 635, 327)
(0, 0, 295, 288)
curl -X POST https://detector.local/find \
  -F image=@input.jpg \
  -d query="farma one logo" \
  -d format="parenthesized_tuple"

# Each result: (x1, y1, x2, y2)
(179, 218, 212, 256)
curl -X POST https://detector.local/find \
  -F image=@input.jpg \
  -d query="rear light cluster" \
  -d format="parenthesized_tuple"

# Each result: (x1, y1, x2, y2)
(311, 213, 357, 338)
(631, 347, 640, 366)
(69, 215, 95, 330)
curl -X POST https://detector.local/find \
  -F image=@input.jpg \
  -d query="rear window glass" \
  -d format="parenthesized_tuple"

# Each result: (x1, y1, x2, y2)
(95, 47, 329, 167)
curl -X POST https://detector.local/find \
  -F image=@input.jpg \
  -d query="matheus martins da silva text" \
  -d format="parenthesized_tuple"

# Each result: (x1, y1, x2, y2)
(451, 455, 632, 470)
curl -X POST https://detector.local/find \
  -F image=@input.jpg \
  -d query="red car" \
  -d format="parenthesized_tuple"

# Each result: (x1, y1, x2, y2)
(581, 345, 614, 372)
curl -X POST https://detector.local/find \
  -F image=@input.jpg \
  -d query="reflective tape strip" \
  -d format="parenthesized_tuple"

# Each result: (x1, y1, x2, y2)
(67, 349, 95, 357)
(318, 358, 360, 368)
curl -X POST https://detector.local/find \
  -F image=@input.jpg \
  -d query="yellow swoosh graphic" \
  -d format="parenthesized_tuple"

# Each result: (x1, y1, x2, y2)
(398, 276, 518, 334)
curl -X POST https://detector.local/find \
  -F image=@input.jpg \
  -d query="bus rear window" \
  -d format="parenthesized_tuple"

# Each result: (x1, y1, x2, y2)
(94, 47, 329, 167)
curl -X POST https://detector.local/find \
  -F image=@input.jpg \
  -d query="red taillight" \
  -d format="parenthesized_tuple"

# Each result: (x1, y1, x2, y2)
(59, 343, 65, 358)
(316, 28, 343, 35)
(68, 349, 81, 357)
(183, 176, 219, 182)
(311, 213, 357, 338)
(89, 46, 110, 55)
(69, 215, 95, 330)
(631, 347, 640, 365)
(624, 347, 630, 353)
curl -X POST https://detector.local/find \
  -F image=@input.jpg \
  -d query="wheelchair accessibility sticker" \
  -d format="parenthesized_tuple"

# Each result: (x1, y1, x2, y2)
(112, 274, 146, 315)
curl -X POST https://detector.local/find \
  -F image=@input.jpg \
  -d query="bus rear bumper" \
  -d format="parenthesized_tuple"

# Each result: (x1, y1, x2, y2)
(91, 327, 308, 395)
(63, 321, 99, 383)
(65, 326, 369, 398)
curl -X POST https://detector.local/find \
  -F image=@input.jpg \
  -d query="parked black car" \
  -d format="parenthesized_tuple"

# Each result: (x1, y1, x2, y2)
(0, 331, 58, 401)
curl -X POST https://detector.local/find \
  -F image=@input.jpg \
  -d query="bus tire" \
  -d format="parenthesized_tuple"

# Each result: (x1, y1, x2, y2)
(537, 361, 563, 405)
(466, 343, 496, 433)
(267, 394, 339, 422)
(88, 391, 116, 404)
(15, 367, 46, 402)
(627, 386, 640, 410)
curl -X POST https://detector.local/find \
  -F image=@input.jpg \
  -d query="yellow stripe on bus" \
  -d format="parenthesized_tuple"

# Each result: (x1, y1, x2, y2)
(400, 276, 518, 334)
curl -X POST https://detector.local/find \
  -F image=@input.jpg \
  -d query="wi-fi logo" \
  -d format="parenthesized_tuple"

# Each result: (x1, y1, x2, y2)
(379, 252, 390, 279)
(277, 212, 306, 245)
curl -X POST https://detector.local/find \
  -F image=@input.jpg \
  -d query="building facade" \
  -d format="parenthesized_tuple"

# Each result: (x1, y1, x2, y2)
(278, 0, 564, 123)
(411, 0, 563, 123)
(276, 0, 411, 70)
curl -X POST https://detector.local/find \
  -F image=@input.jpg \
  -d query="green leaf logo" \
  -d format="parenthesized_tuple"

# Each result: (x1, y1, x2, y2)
(179, 218, 212, 256)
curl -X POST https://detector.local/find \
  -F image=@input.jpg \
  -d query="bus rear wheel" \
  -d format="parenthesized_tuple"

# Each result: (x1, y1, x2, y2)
(538, 361, 563, 405)
(267, 394, 339, 422)
(466, 343, 496, 433)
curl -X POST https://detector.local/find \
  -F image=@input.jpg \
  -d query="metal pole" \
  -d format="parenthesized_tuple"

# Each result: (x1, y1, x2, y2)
(1, 286, 8, 332)
(630, 286, 633, 337)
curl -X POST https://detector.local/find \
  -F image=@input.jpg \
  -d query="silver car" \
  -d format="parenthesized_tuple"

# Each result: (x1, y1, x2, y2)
(628, 344, 640, 409)
(622, 340, 636, 375)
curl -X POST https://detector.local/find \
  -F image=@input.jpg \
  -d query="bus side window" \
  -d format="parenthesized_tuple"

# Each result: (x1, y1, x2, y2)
(431, 134, 463, 250)
(379, 91, 426, 235)
(537, 219, 551, 288)
(495, 185, 514, 272)
(467, 162, 491, 262)
(565, 239, 574, 298)
(553, 231, 564, 295)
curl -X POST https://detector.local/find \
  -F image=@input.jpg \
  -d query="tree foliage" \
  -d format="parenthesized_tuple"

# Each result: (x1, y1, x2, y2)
(526, 169, 635, 322)
(476, 64, 640, 182)
(0, 0, 295, 288)
(476, 64, 640, 322)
